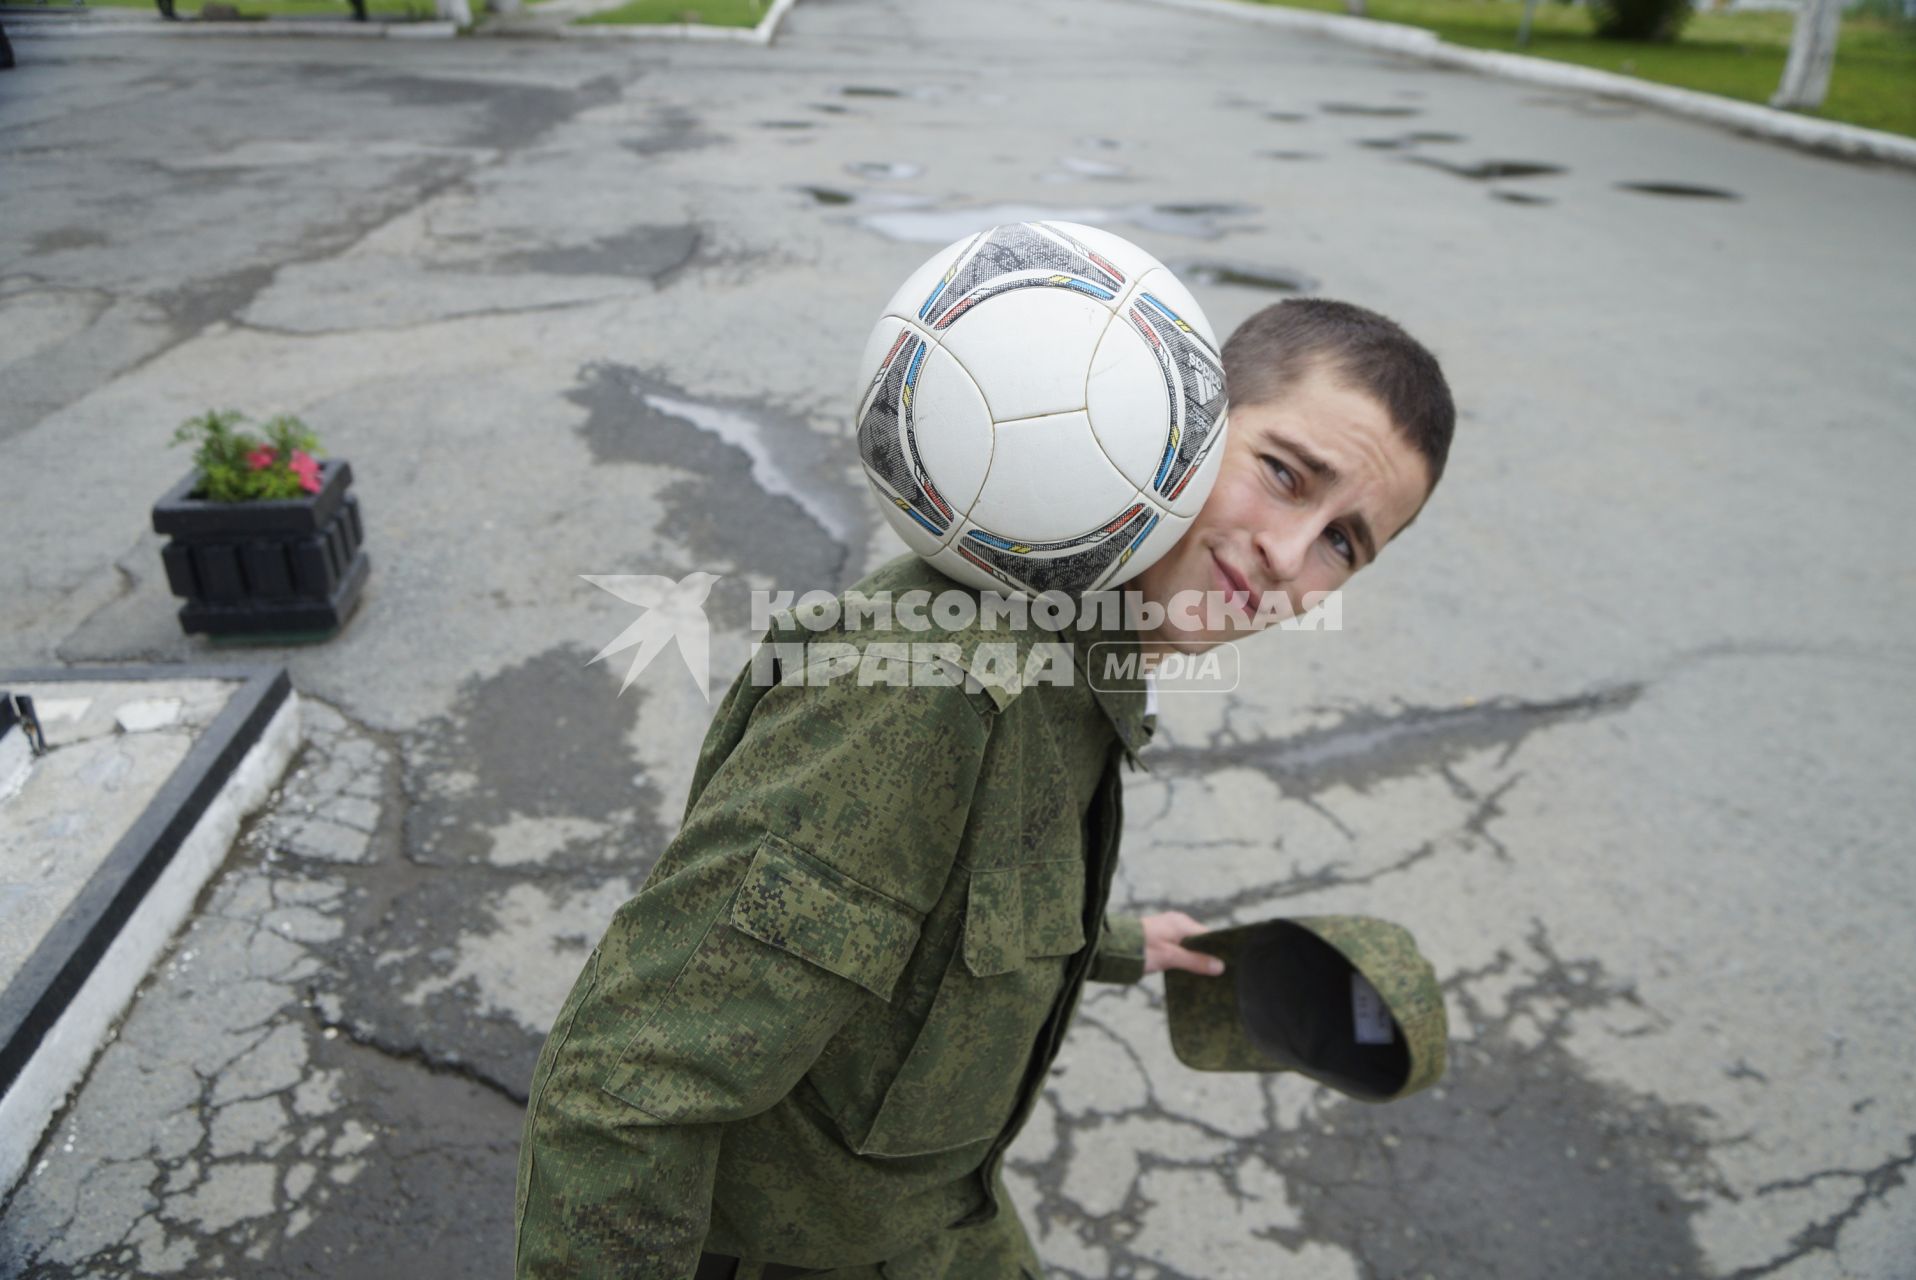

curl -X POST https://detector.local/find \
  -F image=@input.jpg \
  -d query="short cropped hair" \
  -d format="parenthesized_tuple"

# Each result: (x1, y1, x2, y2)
(1221, 299, 1455, 497)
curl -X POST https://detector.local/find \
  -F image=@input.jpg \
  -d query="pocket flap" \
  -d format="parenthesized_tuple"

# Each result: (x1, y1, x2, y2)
(963, 868, 1023, 977)
(1019, 859, 1087, 958)
(730, 832, 921, 1001)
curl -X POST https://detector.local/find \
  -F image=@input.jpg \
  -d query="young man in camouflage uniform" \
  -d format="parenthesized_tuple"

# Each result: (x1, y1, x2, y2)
(515, 299, 1455, 1279)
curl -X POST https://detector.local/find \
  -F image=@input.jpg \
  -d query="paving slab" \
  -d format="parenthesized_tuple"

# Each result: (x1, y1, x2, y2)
(1, 0, 1913, 1276)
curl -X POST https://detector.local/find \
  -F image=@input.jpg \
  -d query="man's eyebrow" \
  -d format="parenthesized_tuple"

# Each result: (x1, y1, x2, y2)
(1267, 432, 1338, 483)
(1267, 431, 1379, 564)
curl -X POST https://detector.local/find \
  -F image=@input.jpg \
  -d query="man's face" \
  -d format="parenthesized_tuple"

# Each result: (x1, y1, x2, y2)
(1133, 360, 1432, 653)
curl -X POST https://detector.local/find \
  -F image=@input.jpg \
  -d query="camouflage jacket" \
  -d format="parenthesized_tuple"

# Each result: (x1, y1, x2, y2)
(515, 555, 1154, 1279)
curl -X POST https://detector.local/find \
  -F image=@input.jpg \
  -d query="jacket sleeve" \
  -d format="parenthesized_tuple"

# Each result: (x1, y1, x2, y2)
(1088, 913, 1147, 984)
(514, 663, 992, 1279)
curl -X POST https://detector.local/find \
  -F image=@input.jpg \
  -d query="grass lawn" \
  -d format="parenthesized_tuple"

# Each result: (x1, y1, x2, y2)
(1248, 0, 1916, 137)
(83, 0, 435, 18)
(573, 0, 767, 26)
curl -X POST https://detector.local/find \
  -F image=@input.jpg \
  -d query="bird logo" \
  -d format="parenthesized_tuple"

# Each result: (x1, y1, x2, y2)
(581, 571, 721, 700)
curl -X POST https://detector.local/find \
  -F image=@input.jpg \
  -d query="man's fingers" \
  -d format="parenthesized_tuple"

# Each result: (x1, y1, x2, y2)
(1162, 945, 1225, 977)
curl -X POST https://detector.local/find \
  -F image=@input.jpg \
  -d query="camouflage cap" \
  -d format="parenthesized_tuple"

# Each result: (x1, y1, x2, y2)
(1164, 916, 1447, 1102)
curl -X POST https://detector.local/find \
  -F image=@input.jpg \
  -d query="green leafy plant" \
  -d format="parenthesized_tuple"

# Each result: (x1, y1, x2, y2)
(170, 409, 327, 502)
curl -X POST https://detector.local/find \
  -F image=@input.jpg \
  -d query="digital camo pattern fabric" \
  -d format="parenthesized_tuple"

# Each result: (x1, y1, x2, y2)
(514, 554, 1151, 1279)
(1164, 916, 1448, 1102)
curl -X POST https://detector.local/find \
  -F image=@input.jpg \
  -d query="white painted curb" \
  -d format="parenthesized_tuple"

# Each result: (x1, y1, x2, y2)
(550, 0, 795, 44)
(6, 15, 457, 37)
(1137, 0, 1916, 169)
(0, 692, 302, 1197)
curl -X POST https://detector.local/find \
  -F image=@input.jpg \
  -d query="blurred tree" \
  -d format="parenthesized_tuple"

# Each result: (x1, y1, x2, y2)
(1772, 0, 1844, 108)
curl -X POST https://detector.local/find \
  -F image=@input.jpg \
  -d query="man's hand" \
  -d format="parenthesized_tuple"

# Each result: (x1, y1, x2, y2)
(1141, 911, 1225, 977)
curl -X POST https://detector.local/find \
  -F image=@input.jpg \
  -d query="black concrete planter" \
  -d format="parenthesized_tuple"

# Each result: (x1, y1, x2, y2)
(151, 460, 370, 640)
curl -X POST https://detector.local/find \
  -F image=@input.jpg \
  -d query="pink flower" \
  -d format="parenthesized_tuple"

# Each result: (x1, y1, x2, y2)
(245, 446, 278, 471)
(289, 450, 322, 494)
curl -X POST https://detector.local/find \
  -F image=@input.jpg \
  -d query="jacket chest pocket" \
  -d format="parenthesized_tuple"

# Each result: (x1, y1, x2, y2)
(846, 859, 1087, 1157)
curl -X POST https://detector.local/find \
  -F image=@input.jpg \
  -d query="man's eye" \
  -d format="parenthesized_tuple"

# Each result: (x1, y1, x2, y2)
(1262, 456, 1294, 491)
(1327, 527, 1354, 564)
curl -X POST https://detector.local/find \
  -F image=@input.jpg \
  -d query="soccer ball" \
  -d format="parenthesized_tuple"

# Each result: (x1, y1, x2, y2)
(853, 220, 1229, 598)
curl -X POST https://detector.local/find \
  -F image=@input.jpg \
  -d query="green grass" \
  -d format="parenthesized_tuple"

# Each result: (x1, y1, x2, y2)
(83, 0, 435, 19)
(1250, 0, 1916, 137)
(573, 0, 767, 26)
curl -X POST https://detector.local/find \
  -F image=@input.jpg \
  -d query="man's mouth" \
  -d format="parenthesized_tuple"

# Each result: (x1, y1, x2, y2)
(1210, 551, 1256, 619)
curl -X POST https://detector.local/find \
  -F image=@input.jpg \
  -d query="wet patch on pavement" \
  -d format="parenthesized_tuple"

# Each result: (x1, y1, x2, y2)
(1170, 260, 1318, 293)
(1266, 110, 1312, 122)
(402, 645, 664, 871)
(1321, 101, 1423, 118)
(28, 227, 112, 254)
(1410, 158, 1568, 182)
(621, 106, 726, 158)
(567, 363, 863, 594)
(1013, 926, 1722, 1280)
(1617, 181, 1740, 200)
(339, 69, 626, 153)
(1145, 685, 1641, 803)
(851, 200, 1258, 243)
(1358, 131, 1466, 150)
(493, 223, 701, 282)
(1494, 191, 1554, 206)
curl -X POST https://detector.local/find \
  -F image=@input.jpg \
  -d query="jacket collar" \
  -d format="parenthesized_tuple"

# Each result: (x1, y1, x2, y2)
(1067, 618, 1154, 770)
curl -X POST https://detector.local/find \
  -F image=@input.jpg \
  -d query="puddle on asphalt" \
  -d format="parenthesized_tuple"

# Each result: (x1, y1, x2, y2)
(1170, 260, 1318, 293)
(793, 184, 854, 205)
(1266, 111, 1311, 122)
(844, 199, 1256, 243)
(812, 103, 851, 114)
(1493, 191, 1553, 206)
(1260, 149, 1321, 161)
(499, 224, 701, 281)
(1321, 102, 1423, 118)
(1411, 158, 1566, 181)
(842, 85, 901, 98)
(758, 120, 814, 130)
(1618, 181, 1740, 200)
(1359, 131, 1466, 150)
(846, 160, 924, 180)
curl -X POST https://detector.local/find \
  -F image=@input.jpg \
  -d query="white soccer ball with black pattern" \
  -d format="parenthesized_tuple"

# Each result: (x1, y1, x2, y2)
(853, 221, 1228, 598)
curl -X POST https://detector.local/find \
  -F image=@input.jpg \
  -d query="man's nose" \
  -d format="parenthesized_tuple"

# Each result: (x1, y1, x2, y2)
(1254, 525, 1314, 587)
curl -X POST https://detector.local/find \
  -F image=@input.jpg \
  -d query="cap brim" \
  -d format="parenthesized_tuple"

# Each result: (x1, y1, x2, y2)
(1165, 916, 1448, 1102)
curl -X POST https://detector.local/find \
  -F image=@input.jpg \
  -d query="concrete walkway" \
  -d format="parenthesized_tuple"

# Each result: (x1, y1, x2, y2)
(1, 0, 1913, 1275)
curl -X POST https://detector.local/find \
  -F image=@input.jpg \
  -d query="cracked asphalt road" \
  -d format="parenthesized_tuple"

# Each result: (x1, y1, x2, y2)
(3, 0, 1914, 1275)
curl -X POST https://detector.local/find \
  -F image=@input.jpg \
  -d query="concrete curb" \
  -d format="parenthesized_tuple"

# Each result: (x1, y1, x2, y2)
(474, 0, 796, 42)
(5, 13, 457, 37)
(1136, 0, 1916, 169)
(4, 0, 796, 42)
(0, 665, 299, 1195)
